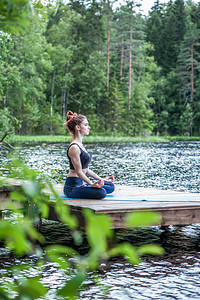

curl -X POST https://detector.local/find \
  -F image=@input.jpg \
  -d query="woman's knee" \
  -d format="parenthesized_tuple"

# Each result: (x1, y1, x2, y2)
(103, 182, 115, 194)
(96, 188, 107, 199)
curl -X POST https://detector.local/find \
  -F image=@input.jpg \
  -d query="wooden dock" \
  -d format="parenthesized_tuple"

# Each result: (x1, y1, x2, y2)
(1, 178, 200, 228)
(48, 184, 200, 228)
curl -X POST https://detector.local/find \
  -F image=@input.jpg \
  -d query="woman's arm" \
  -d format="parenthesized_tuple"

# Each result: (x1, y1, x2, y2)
(86, 168, 102, 180)
(87, 169, 114, 182)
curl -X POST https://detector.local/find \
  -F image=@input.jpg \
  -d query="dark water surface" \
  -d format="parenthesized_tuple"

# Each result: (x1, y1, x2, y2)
(0, 141, 200, 299)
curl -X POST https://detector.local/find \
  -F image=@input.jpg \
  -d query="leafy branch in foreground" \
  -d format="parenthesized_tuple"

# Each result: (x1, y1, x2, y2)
(0, 156, 164, 299)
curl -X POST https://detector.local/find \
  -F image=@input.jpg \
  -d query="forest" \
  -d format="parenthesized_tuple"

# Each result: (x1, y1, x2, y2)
(1, 0, 200, 137)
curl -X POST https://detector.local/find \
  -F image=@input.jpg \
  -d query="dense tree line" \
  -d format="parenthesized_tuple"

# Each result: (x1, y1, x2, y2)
(0, 0, 200, 137)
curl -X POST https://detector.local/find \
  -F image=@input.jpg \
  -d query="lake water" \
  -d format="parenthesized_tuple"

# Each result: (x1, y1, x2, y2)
(0, 141, 200, 299)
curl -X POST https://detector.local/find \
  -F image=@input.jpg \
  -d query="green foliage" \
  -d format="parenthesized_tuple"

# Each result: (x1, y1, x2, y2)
(48, 181, 78, 229)
(0, 108, 20, 139)
(15, 277, 48, 299)
(1, 0, 200, 138)
(46, 244, 79, 270)
(146, 3, 164, 67)
(0, 0, 31, 33)
(103, 79, 125, 135)
(83, 209, 113, 269)
(0, 215, 43, 255)
(0, 32, 22, 123)
(0, 157, 164, 299)
(57, 271, 86, 299)
(0, 0, 55, 34)
(126, 211, 161, 227)
(146, 0, 200, 136)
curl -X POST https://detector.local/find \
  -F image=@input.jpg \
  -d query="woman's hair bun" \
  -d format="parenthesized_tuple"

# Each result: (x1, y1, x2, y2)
(66, 110, 77, 121)
(65, 110, 86, 133)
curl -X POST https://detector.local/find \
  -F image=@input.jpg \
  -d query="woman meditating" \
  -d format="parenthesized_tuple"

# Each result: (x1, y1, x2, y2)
(63, 110, 115, 199)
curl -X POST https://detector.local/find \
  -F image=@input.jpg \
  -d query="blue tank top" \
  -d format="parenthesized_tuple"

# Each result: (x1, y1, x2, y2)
(67, 143, 91, 170)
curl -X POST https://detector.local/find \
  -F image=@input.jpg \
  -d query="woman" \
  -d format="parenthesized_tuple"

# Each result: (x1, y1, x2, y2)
(63, 110, 115, 199)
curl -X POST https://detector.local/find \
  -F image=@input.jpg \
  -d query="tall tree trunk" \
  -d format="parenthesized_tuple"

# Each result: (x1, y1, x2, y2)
(128, 25, 133, 110)
(66, 87, 70, 115)
(50, 68, 56, 133)
(98, 36, 101, 54)
(3, 94, 7, 108)
(63, 89, 66, 119)
(120, 36, 124, 83)
(190, 39, 194, 136)
(60, 90, 64, 116)
(61, 61, 70, 118)
(191, 40, 194, 104)
(106, 0, 110, 91)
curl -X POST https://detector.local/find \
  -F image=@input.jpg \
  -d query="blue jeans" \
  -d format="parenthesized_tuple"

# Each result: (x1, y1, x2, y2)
(63, 177, 115, 199)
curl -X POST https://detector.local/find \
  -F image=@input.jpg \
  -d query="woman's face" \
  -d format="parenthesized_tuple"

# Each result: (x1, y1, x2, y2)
(79, 118, 90, 136)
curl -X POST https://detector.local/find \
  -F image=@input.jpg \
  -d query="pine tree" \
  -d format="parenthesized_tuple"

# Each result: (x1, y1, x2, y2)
(127, 44, 161, 136)
(146, 0, 164, 67)
(177, 15, 200, 135)
(112, 1, 145, 110)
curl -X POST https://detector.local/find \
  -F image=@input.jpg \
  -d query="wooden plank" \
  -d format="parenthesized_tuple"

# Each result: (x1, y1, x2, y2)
(67, 205, 200, 229)
(59, 200, 200, 210)
(107, 207, 200, 227)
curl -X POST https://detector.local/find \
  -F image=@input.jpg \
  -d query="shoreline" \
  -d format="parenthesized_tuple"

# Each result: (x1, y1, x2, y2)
(5, 135, 200, 144)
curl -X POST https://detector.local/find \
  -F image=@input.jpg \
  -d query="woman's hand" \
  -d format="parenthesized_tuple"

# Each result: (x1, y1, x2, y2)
(104, 175, 114, 182)
(91, 179, 104, 188)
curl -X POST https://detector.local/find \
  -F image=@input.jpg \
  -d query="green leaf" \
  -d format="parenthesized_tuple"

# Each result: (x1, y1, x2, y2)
(22, 180, 40, 198)
(48, 182, 78, 229)
(16, 277, 47, 299)
(0, 287, 10, 300)
(126, 211, 161, 227)
(46, 245, 78, 270)
(10, 190, 27, 202)
(84, 209, 113, 254)
(57, 271, 86, 297)
(0, 216, 44, 255)
(108, 242, 141, 265)
(137, 244, 164, 256)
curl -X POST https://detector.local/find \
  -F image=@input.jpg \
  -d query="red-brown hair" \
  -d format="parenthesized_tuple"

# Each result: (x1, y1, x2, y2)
(65, 110, 86, 134)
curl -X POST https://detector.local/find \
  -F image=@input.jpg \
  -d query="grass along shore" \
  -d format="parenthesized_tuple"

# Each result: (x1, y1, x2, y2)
(6, 135, 200, 144)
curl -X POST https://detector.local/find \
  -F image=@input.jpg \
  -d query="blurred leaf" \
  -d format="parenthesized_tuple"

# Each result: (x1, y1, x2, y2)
(137, 244, 164, 256)
(10, 190, 27, 202)
(0, 287, 10, 300)
(46, 245, 79, 271)
(47, 181, 78, 229)
(22, 180, 40, 198)
(83, 209, 113, 268)
(2, 200, 22, 212)
(108, 242, 141, 265)
(72, 230, 83, 246)
(84, 209, 113, 251)
(0, 216, 44, 255)
(126, 211, 161, 227)
(57, 271, 86, 298)
(16, 277, 47, 299)
(12, 263, 38, 274)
